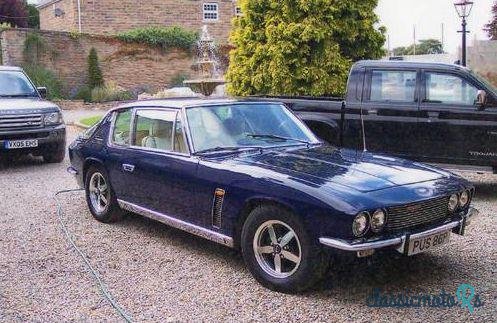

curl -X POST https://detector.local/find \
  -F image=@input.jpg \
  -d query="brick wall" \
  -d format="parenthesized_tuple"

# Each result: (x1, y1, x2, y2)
(0, 28, 195, 95)
(38, 0, 237, 43)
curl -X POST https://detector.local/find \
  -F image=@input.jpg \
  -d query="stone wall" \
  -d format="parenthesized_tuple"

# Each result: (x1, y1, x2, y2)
(0, 28, 195, 96)
(38, 0, 237, 43)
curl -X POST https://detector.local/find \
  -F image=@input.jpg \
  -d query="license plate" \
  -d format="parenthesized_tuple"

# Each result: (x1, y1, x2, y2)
(4, 139, 38, 149)
(407, 230, 451, 256)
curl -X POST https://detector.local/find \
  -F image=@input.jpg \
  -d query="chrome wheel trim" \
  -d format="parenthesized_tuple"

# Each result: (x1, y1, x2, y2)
(253, 220, 302, 279)
(89, 172, 109, 214)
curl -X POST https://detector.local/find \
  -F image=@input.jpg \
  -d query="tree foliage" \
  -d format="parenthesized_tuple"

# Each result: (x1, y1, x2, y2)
(486, 1, 497, 40)
(0, 0, 28, 28)
(116, 26, 198, 51)
(227, 0, 385, 97)
(88, 48, 104, 89)
(27, 3, 40, 29)
(393, 39, 444, 56)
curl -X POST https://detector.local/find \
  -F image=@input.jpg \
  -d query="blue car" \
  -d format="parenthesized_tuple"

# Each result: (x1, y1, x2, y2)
(68, 99, 478, 293)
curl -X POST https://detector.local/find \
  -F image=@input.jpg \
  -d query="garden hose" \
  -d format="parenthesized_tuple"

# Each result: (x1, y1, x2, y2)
(54, 189, 133, 322)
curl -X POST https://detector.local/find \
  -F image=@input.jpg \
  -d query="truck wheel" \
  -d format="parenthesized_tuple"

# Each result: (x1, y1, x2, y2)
(241, 205, 329, 293)
(85, 166, 123, 223)
(43, 145, 66, 163)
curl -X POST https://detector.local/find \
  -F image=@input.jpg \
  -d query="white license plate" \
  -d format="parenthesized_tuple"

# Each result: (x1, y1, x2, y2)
(4, 139, 39, 149)
(407, 230, 451, 256)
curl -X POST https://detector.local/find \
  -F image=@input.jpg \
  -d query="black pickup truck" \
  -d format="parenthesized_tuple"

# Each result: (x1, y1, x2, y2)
(0, 66, 66, 163)
(259, 60, 497, 172)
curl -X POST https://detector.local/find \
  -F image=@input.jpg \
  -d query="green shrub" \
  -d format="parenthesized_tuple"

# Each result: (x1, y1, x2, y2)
(73, 85, 92, 102)
(22, 64, 63, 100)
(170, 73, 190, 87)
(91, 81, 133, 103)
(88, 48, 104, 89)
(23, 33, 46, 65)
(79, 116, 102, 127)
(116, 26, 199, 51)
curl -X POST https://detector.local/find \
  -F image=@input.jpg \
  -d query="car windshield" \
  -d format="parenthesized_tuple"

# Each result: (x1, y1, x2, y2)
(0, 71, 38, 97)
(186, 103, 320, 153)
(469, 70, 497, 97)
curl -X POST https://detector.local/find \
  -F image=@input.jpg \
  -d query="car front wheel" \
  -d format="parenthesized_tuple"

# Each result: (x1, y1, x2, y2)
(241, 205, 328, 293)
(85, 166, 122, 223)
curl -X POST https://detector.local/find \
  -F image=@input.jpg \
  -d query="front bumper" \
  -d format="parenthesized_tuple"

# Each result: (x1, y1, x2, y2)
(0, 125, 66, 153)
(319, 207, 479, 255)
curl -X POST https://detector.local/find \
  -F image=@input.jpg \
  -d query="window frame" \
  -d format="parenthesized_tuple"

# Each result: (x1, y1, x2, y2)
(235, 6, 243, 17)
(108, 108, 133, 148)
(203, 2, 219, 22)
(366, 68, 420, 104)
(421, 70, 481, 107)
(107, 107, 191, 156)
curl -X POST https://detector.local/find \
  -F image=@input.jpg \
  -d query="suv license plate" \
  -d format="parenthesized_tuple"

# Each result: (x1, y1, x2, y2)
(407, 230, 451, 256)
(4, 140, 39, 149)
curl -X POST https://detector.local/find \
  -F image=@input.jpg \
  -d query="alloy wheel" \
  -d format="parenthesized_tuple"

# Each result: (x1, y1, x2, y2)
(89, 172, 110, 214)
(253, 220, 302, 279)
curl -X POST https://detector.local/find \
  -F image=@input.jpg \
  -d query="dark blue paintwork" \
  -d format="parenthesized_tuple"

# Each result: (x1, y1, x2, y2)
(68, 101, 473, 247)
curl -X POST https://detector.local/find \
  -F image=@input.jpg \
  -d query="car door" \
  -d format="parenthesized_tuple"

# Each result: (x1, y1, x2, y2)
(352, 68, 421, 157)
(112, 107, 200, 224)
(418, 70, 497, 166)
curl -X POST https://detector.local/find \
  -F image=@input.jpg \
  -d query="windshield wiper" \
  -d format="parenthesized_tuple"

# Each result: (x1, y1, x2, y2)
(193, 146, 262, 155)
(246, 134, 312, 145)
(0, 94, 37, 98)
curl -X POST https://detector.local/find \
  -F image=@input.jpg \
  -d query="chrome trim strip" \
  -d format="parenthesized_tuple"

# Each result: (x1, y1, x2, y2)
(318, 236, 403, 252)
(319, 207, 479, 253)
(117, 199, 234, 248)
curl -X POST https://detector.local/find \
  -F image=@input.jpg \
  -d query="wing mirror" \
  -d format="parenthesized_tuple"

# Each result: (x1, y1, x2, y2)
(37, 87, 47, 99)
(476, 90, 487, 110)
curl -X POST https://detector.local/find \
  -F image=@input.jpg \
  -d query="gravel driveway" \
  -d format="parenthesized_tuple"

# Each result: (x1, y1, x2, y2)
(0, 125, 495, 322)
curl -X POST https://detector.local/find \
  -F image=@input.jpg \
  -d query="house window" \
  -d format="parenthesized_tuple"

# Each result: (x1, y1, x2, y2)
(235, 6, 243, 16)
(203, 3, 219, 21)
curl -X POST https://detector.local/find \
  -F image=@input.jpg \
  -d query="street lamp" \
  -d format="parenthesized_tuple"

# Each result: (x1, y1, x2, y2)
(454, 0, 474, 66)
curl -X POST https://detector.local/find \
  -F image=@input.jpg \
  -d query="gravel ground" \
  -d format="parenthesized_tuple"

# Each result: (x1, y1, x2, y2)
(0, 124, 495, 322)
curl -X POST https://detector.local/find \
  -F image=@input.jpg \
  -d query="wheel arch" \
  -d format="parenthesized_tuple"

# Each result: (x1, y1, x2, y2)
(82, 157, 106, 182)
(233, 197, 299, 250)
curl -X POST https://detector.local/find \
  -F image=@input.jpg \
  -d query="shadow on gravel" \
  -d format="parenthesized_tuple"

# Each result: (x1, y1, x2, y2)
(472, 182, 497, 199)
(0, 154, 47, 170)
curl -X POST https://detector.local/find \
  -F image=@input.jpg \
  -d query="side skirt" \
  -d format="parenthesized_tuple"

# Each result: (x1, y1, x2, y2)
(117, 199, 234, 248)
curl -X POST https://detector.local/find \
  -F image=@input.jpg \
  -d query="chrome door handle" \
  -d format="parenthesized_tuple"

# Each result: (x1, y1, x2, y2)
(122, 164, 135, 172)
(368, 109, 378, 115)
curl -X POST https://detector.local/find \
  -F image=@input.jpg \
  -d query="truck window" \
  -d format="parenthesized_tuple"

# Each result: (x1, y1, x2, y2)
(370, 70, 417, 102)
(425, 73, 478, 105)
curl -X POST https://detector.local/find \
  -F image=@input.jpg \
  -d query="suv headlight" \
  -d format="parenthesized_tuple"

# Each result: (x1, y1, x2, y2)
(460, 190, 470, 208)
(371, 209, 386, 233)
(44, 112, 63, 125)
(448, 194, 459, 212)
(353, 212, 370, 237)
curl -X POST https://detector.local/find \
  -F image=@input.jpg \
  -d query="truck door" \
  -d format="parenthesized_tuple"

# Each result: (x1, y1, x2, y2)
(352, 68, 421, 158)
(418, 70, 497, 166)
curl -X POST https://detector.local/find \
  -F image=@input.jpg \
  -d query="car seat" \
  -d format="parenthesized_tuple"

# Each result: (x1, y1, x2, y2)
(142, 119, 172, 151)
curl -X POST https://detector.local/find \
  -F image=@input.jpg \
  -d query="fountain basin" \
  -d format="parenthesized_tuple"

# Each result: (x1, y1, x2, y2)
(183, 79, 226, 97)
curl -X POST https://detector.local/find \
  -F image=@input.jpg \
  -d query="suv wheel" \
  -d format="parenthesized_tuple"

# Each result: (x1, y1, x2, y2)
(85, 166, 122, 223)
(241, 205, 328, 293)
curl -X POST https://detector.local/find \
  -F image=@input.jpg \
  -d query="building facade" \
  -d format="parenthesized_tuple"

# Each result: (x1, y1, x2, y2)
(37, 0, 240, 42)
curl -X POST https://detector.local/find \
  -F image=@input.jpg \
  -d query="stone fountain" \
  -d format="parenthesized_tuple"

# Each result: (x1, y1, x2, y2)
(183, 25, 226, 96)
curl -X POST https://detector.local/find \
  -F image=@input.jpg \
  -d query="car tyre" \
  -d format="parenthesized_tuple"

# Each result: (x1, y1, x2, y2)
(85, 165, 123, 223)
(241, 205, 328, 293)
(43, 144, 66, 163)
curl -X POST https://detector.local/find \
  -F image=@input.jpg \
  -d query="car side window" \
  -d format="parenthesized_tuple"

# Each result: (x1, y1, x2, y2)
(370, 70, 417, 102)
(425, 73, 479, 105)
(111, 109, 132, 146)
(133, 109, 177, 152)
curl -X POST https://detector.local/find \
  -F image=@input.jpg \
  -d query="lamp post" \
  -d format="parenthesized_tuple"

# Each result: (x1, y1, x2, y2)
(454, 0, 474, 66)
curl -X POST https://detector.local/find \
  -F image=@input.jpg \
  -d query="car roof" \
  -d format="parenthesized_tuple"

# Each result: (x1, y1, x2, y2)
(354, 60, 470, 72)
(115, 98, 282, 110)
(0, 65, 23, 72)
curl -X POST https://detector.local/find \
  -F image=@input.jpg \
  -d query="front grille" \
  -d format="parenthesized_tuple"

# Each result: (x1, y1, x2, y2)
(0, 114, 43, 130)
(386, 196, 450, 231)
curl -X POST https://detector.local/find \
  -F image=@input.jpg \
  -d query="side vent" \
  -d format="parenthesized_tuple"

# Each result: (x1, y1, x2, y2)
(211, 188, 225, 228)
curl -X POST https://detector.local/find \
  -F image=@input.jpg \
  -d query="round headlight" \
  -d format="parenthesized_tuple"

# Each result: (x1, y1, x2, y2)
(371, 209, 386, 233)
(460, 190, 470, 207)
(448, 194, 459, 212)
(353, 212, 370, 237)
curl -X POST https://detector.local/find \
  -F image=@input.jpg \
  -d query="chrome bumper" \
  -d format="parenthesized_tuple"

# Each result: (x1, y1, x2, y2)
(319, 207, 479, 254)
